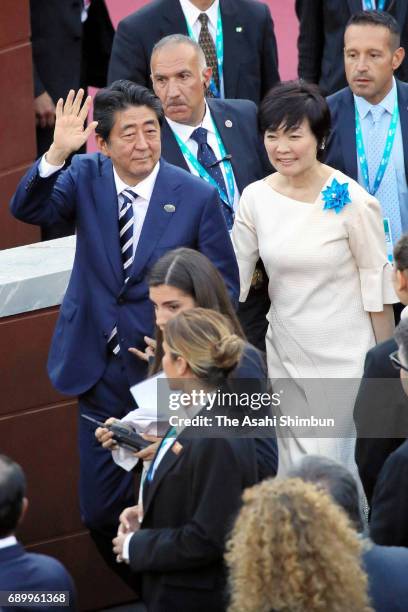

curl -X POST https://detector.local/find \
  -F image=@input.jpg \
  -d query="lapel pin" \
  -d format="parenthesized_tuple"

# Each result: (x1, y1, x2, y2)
(172, 441, 183, 455)
(225, 119, 233, 128)
(163, 204, 176, 213)
(236, 26, 243, 32)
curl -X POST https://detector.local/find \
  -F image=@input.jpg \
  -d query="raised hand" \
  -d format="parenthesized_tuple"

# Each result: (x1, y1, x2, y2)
(46, 89, 98, 165)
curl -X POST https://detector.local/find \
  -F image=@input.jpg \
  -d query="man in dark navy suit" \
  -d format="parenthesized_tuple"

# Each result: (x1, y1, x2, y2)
(108, 0, 279, 106)
(151, 34, 271, 349)
(370, 318, 408, 547)
(290, 455, 408, 612)
(325, 11, 408, 249)
(296, 0, 408, 96)
(0, 455, 76, 611)
(10, 81, 238, 580)
(354, 233, 408, 506)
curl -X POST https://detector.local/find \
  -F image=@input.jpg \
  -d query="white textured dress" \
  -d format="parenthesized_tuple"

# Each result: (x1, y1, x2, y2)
(232, 170, 396, 474)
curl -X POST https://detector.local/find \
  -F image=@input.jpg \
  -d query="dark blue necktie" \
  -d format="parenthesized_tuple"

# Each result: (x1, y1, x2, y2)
(190, 127, 233, 230)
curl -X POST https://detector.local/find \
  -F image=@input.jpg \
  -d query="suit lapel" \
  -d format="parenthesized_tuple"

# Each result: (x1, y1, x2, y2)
(339, 89, 358, 179)
(161, 119, 190, 172)
(209, 99, 247, 192)
(128, 161, 178, 281)
(393, 0, 408, 25)
(219, 0, 240, 99)
(161, 0, 189, 35)
(92, 157, 124, 283)
(142, 432, 186, 516)
(396, 80, 408, 181)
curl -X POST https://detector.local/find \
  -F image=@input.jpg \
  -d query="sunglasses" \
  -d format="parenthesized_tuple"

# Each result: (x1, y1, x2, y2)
(389, 350, 408, 373)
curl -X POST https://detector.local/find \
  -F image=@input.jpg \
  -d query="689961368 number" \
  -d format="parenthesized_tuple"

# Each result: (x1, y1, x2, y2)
(0, 591, 69, 606)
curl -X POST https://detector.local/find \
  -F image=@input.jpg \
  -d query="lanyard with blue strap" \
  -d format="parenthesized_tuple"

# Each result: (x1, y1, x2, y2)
(185, 6, 224, 98)
(355, 96, 399, 262)
(363, 0, 387, 10)
(173, 122, 235, 212)
(144, 426, 177, 485)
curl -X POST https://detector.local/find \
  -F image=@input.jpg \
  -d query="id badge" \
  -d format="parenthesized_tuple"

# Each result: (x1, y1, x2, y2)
(383, 218, 394, 263)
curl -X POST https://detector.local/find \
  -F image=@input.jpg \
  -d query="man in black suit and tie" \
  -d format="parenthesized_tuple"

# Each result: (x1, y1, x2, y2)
(30, 0, 114, 240)
(296, 0, 408, 96)
(150, 34, 271, 349)
(108, 0, 279, 106)
(0, 455, 76, 609)
(355, 233, 408, 506)
(370, 317, 408, 547)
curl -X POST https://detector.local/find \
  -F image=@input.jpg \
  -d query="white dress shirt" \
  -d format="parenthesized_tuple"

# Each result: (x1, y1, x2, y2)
(165, 103, 239, 211)
(0, 535, 17, 549)
(179, 0, 219, 42)
(38, 155, 161, 255)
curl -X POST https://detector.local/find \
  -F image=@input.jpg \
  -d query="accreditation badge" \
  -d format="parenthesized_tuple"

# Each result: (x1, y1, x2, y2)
(383, 218, 394, 263)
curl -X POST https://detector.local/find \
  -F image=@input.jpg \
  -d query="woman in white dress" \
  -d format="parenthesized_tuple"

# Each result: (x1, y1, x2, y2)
(232, 81, 397, 474)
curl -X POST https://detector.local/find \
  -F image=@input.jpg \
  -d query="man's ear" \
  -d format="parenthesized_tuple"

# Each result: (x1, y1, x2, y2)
(202, 66, 213, 91)
(392, 46, 405, 71)
(17, 497, 29, 528)
(95, 134, 110, 157)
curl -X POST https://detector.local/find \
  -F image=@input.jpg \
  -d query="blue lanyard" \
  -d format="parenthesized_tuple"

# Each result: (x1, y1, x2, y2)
(363, 0, 386, 10)
(173, 120, 235, 210)
(145, 426, 177, 484)
(355, 97, 399, 196)
(186, 6, 224, 98)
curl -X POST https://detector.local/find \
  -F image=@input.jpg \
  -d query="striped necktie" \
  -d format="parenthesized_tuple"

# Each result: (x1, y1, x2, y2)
(107, 189, 137, 355)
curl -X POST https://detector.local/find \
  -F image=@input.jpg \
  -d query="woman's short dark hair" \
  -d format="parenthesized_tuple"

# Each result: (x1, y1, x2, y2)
(147, 248, 245, 374)
(94, 80, 164, 141)
(259, 80, 331, 159)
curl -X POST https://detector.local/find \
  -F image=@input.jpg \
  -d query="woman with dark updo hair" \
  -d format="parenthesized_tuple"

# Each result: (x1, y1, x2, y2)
(232, 80, 396, 474)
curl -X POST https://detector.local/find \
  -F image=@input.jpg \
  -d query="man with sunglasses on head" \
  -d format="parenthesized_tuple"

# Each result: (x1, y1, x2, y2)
(369, 316, 408, 547)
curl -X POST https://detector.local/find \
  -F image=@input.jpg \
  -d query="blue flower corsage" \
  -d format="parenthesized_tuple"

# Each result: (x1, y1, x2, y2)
(321, 178, 351, 214)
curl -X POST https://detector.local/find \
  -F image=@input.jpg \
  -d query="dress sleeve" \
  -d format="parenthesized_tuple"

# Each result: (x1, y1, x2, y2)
(231, 188, 260, 302)
(348, 192, 397, 311)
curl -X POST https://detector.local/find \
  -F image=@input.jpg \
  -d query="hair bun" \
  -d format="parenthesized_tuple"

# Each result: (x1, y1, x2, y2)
(211, 334, 243, 371)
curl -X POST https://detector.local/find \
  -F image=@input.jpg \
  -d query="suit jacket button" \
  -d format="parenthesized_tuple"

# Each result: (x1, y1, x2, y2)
(117, 297, 125, 305)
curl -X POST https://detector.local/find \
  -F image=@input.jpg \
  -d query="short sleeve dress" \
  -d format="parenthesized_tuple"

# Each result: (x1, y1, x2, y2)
(232, 169, 397, 475)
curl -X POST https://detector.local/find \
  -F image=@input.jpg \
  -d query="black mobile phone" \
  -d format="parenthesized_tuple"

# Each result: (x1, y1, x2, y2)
(81, 414, 151, 452)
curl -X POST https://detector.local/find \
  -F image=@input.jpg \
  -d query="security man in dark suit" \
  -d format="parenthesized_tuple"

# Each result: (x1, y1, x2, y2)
(370, 317, 408, 547)
(355, 233, 408, 506)
(296, 0, 408, 96)
(108, 0, 279, 106)
(30, 0, 114, 240)
(0, 455, 77, 610)
(150, 34, 271, 350)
